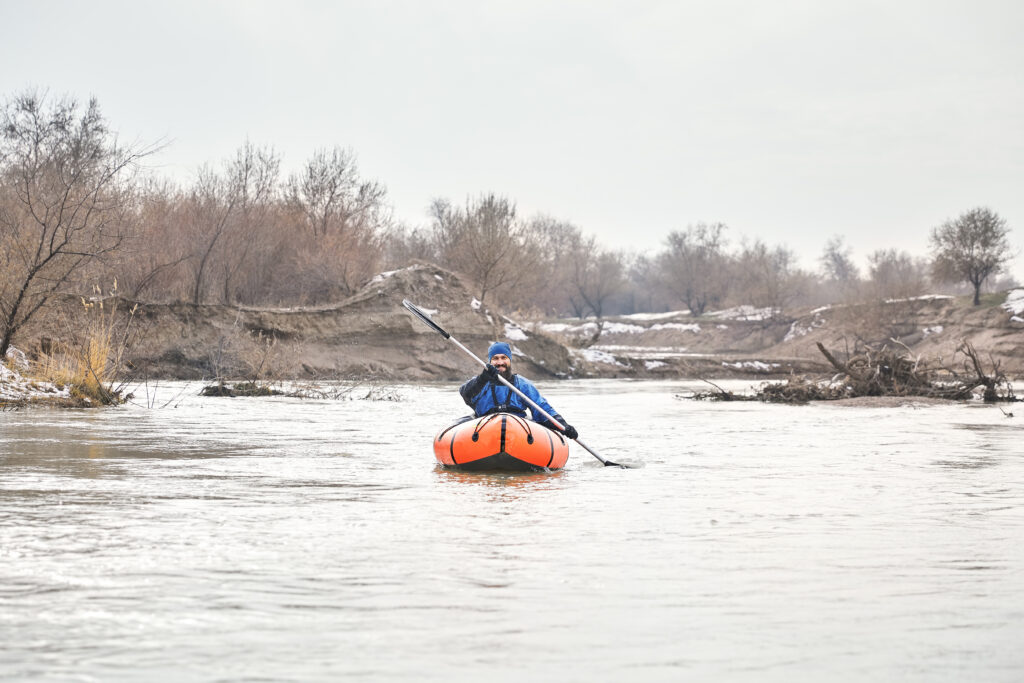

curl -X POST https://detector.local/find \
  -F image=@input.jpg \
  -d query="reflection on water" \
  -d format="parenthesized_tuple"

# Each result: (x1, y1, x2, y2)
(435, 467, 567, 488)
(2, 380, 1023, 681)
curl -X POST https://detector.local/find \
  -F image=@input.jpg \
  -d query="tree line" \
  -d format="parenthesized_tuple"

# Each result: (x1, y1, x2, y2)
(0, 91, 1017, 356)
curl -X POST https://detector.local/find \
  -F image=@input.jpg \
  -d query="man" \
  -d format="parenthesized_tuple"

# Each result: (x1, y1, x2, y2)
(459, 341, 578, 439)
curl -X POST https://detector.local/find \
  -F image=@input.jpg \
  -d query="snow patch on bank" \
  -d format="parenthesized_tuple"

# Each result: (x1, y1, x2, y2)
(537, 320, 701, 337)
(652, 322, 701, 333)
(722, 360, 781, 372)
(2, 347, 70, 402)
(504, 322, 528, 341)
(923, 325, 944, 336)
(785, 313, 826, 342)
(592, 344, 693, 359)
(369, 269, 402, 284)
(576, 348, 627, 367)
(885, 294, 954, 304)
(602, 322, 646, 334)
(707, 305, 774, 321)
(536, 321, 599, 337)
(618, 310, 691, 321)
(1003, 289, 1024, 317)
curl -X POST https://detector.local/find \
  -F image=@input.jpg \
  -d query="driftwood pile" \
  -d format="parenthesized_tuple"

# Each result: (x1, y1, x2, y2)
(686, 340, 1015, 404)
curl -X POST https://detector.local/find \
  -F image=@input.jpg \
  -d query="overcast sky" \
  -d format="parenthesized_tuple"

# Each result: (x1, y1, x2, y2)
(2, 0, 1022, 278)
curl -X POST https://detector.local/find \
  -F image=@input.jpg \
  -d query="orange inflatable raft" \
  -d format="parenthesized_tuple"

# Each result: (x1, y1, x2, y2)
(433, 413, 570, 471)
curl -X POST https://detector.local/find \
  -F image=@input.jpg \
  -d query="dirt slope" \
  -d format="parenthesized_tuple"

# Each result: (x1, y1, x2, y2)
(532, 293, 1024, 380)
(119, 264, 573, 381)
(19, 271, 1020, 384)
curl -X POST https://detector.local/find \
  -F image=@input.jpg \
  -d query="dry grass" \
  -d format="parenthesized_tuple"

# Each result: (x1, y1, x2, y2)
(32, 283, 138, 405)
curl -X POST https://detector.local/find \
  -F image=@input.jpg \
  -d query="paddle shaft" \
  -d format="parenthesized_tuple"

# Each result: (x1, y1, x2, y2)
(403, 299, 618, 467)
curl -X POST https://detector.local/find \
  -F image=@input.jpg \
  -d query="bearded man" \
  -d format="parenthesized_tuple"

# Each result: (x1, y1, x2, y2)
(458, 341, 578, 439)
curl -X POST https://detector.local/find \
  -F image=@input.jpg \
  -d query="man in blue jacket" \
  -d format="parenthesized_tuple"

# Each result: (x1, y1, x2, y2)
(459, 341, 578, 439)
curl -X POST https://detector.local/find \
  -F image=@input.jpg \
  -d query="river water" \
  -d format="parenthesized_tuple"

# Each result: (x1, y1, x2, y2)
(1, 380, 1022, 682)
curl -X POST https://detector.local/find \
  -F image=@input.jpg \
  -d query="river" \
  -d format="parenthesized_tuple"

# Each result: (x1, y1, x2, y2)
(2, 380, 1022, 681)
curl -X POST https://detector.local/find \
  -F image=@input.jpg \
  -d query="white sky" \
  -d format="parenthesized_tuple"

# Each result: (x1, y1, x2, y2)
(2, 0, 1022, 278)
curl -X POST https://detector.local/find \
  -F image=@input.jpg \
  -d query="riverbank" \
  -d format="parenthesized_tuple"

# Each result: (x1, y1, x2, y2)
(3, 265, 1022, 407)
(1, 348, 78, 408)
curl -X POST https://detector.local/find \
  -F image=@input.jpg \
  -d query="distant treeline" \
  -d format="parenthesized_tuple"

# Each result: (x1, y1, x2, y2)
(0, 91, 1017, 354)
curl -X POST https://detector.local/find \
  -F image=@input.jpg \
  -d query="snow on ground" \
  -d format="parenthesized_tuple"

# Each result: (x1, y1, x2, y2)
(706, 305, 775, 321)
(601, 321, 646, 334)
(784, 313, 826, 342)
(471, 298, 482, 310)
(1003, 289, 1024, 318)
(721, 360, 781, 372)
(923, 326, 944, 336)
(884, 295, 954, 304)
(537, 321, 600, 336)
(369, 269, 402, 284)
(504, 322, 528, 341)
(6, 346, 28, 370)
(537, 320, 700, 337)
(643, 360, 667, 370)
(1, 348, 70, 402)
(575, 348, 627, 367)
(618, 310, 690, 321)
(591, 344, 701, 359)
(650, 322, 701, 333)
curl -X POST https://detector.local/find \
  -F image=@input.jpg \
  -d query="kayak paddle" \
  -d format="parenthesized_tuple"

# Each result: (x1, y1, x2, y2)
(402, 299, 635, 468)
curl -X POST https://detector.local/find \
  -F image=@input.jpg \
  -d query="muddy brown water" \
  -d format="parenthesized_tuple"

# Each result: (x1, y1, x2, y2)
(2, 380, 1022, 681)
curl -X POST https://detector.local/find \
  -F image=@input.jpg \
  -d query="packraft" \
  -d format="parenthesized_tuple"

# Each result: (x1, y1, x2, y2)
(433, 413, 570, 471)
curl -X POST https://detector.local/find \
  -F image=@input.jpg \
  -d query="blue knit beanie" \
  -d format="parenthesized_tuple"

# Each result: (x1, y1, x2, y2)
(487, 341, 512, 359)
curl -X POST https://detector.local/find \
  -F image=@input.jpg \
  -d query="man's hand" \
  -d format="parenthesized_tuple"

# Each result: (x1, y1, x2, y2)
(563, 424, 578, 440)
(483, 364, 499, 381)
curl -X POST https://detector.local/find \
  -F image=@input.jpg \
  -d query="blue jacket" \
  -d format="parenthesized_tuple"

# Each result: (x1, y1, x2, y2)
(459, 372, 565, 430)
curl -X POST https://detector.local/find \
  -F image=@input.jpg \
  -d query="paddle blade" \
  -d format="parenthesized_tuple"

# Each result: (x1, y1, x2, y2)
(605, 460, 642, 469)
(402, 299, 450, 339)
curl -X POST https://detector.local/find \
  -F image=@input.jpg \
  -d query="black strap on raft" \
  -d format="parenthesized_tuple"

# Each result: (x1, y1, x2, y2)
(472, 413, 503, 442)
(505, 414, 535, 444)
(436, 415, 475, 443)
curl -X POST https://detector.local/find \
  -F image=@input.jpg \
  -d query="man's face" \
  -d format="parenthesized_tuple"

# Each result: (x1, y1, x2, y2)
(490, 353, 512, 378)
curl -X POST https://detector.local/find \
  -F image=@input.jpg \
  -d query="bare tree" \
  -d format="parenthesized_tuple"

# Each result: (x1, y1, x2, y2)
(431, 194, 535, 305)
(656, 222, 730, 316)
(567, 238, 625, 321)
(281, 147, 390, 299)
(736, 240, 806, 318)
(217, 142, 280, 304)
(866, 248, 929, 301)
(0, 91, 148, 356)
(819, 235, 861, 302)
(186, 166, 236, 304)
(930, 207, 1013, 305)
(285, 146, 386, 239)
(516, 217, 581, 315)
(380, 223, 437, 271)
(115, 179, 193, 300)
(186, 142, 279, 304)
(623, 253, 669, 314)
